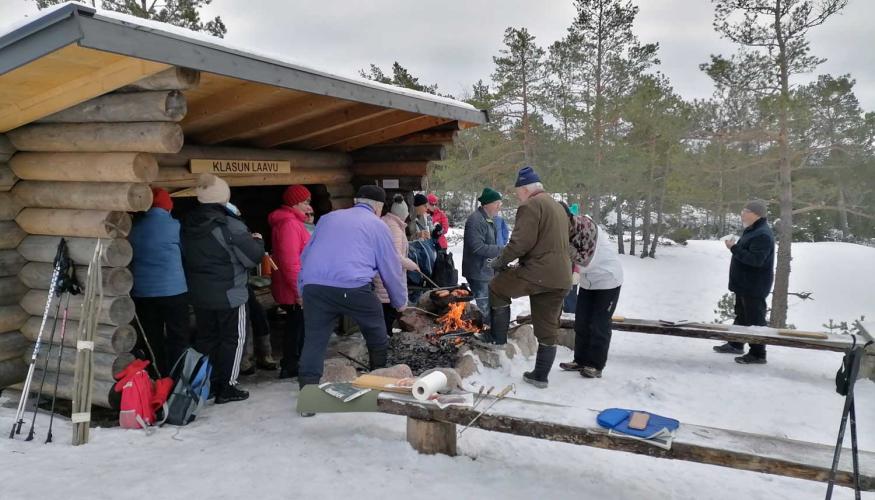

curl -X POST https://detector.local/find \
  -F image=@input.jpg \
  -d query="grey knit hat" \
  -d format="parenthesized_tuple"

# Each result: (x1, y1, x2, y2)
(744, 199, 768, 218)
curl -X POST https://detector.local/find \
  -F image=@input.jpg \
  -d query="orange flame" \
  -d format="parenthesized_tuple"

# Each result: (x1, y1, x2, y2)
(435, 302, 480, 334)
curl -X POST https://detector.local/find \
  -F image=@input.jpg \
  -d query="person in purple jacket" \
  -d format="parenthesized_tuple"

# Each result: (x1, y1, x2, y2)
(297, 185, 407, 394)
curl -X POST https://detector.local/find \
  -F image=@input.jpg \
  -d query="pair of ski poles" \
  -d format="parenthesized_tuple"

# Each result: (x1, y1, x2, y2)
(9, 239, 77, 443)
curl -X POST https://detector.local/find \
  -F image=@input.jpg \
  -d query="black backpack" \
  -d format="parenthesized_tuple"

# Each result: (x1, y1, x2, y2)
(432, 249, 458, 287)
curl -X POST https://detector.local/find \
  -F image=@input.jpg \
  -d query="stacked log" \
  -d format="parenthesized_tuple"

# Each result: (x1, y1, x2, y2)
(326, 183, 356, 210)
(0, 67, 200, 407)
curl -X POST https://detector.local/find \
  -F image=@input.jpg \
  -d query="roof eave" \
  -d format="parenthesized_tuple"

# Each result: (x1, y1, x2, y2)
(0, 3, 92, 74)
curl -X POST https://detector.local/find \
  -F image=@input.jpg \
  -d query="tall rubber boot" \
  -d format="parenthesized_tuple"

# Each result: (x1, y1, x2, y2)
(368, 347, 388, 371)
(474, 305, 509, 345)
(523, 344, 557, 389)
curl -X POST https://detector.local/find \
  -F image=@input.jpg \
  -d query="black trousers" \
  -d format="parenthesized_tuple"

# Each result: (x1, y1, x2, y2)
(729, 294, 767, 358)
(281, 304, 305, 372)
(194, 305, 246, 388)
(299, 284, 388, 386)
(133, 293, 191, 376)
(247, 286, 270, 339)
(382, 303, 398, 338)
(573, 286, 621, 370)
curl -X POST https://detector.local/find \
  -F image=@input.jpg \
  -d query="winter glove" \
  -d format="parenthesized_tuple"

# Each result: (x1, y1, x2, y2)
(488, 258, 507, 272)
(431, 223, 443, 240)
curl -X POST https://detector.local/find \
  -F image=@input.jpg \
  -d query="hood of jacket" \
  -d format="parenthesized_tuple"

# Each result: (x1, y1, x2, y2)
(183, 203, 228, 237)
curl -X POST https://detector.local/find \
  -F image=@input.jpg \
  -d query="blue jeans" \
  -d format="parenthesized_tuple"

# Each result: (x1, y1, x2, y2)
(299, 284, 388, 386)
(467, 279, 491, 327)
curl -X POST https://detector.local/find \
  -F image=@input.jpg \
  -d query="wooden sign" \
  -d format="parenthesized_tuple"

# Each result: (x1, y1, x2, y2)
(190, 159, 291, 175)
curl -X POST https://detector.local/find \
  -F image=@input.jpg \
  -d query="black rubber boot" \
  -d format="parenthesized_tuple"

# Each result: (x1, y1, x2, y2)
(368, 347, 388, 371)
(475, 306, 509, 345)
(523, 344, 557, 389)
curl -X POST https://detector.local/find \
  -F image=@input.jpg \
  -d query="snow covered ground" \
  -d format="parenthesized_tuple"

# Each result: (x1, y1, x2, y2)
(1, 238, 874, 500)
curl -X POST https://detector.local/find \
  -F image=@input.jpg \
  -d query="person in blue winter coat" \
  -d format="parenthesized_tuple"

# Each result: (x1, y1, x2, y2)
(129, 187, 189, 376)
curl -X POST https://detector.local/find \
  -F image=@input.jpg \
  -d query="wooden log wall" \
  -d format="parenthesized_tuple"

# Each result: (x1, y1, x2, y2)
(0, 69, 196, 408)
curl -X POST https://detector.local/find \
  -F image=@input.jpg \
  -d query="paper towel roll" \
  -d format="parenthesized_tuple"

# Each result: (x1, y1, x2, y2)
(413, 371, 448, 401)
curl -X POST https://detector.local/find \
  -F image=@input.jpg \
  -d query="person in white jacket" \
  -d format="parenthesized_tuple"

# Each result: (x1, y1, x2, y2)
(559, 208, 623, 379)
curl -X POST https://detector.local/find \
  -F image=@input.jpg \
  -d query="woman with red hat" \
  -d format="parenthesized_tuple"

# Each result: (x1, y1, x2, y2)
(129, 187, 190, 375)
(426, 193, 449, 250)
(269, 185, 312, 378)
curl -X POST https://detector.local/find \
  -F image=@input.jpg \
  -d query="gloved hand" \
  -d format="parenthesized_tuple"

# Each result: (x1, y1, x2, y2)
(431, 223, 443, 240)
(488, 258, 507, 272)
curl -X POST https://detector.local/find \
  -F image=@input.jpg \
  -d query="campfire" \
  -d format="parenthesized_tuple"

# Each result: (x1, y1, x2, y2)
(426, 287, 482, 345)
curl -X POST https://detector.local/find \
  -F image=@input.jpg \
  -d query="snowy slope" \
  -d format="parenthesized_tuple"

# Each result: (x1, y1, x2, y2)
(1, 240, 873, 500)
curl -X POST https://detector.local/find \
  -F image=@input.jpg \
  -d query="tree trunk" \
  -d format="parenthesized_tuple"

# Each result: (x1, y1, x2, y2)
(770, 23, 793, 330)
(10, 152, 158, 183)
(0, 305, 28, 334)
(16, 208, 131, 238)
(616, 197, 625, 255)
(0, 164, 18, 191)
(650, 171, 668, 258)
(0, 192, 22, 220)
(0, 249, 26, 277)
(20, 317, 137, 355)
(19, 290, 135, 326)
(0, 221, 25, 250)
(7, 123, 184, 154)
(13, 181, 153, 212)
(837, 184, 850, 239)
(19, 262, 133, 297)
(17, 236, 133, 267)
(37, 91, 187, 123)
(630, 199, 637, 256)
(117, 67, 200, 92)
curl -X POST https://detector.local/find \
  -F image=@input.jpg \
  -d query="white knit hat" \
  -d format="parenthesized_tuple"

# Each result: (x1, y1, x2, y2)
(390, 196, 409, 220)
(196, 173, 231, 204)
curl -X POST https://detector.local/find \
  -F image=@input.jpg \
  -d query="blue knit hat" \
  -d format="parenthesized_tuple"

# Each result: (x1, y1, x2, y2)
(515, 165, 541, 187)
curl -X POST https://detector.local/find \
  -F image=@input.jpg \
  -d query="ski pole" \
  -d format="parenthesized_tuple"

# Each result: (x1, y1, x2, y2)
(25, 292, 64, 441)
(9, 241, 65, 438)
(46, 293, 72, 444)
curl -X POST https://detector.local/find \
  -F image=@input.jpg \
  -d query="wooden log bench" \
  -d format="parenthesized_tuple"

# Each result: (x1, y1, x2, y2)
(516, 314, 874, 354)
(374, 392, 875, 491)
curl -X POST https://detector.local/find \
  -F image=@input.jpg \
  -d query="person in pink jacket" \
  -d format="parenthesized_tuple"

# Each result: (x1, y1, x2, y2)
(269, 185, 311, 378)
(375, 194, 419, 336)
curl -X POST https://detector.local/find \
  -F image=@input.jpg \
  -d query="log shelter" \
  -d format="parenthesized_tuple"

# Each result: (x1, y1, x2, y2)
(0, 4, 486, 407)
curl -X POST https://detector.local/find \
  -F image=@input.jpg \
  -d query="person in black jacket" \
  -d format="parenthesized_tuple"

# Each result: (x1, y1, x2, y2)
(181, 174, 264, 403)
(713, 199, 775, 364)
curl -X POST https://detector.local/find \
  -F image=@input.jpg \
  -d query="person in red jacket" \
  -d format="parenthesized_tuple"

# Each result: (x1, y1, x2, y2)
(427, 193, 449, 250)
(268, 185, 312, 378)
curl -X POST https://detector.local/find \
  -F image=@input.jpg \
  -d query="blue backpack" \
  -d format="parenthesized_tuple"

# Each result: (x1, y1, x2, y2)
(164, 348, 212, 426)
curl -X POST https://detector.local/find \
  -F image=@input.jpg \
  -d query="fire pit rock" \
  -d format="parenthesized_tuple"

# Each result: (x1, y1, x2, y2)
(508, 324, 538, 357)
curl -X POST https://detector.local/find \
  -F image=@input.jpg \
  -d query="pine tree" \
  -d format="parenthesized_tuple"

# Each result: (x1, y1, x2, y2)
(569, 0, 658, 239)
(33, 0, 227, 37)
(704, 0, 848, 328)
(491, 27, 546, 163)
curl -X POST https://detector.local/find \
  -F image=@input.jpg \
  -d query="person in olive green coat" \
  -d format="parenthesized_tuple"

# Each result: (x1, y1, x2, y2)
(476, 166, 572, 389)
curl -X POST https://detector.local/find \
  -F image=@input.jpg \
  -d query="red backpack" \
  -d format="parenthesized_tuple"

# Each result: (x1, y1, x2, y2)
(114, 359, 174, 433)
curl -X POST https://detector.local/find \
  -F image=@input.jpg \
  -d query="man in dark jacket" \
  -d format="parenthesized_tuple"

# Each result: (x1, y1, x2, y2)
(477, 166, 572, 389)
(462, 188, 503, 327)
(713, 199, 775, 364)
(181, 174, 264, 403)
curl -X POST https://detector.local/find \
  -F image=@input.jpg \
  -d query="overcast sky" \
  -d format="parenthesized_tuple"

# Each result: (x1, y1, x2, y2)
(3, 0, 874, 109)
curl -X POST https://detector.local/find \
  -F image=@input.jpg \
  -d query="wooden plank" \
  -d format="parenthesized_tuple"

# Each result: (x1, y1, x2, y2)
(0, 46, 170, 132)
(377, 394, 875, 491)
(192, 94, 348, 145)
(351, 162, 429, 177)
(515, 315, 857, 353)
(289, 110, 419, 150)
(154, 166, 352, 188)
(181, 81, 291, 133)
(253, 103, 396, 148)
(155, 144, 351, 169)
(335, 116, 454, 152)
(352, 145, 447, 163)
(385, 129, 458, 146)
